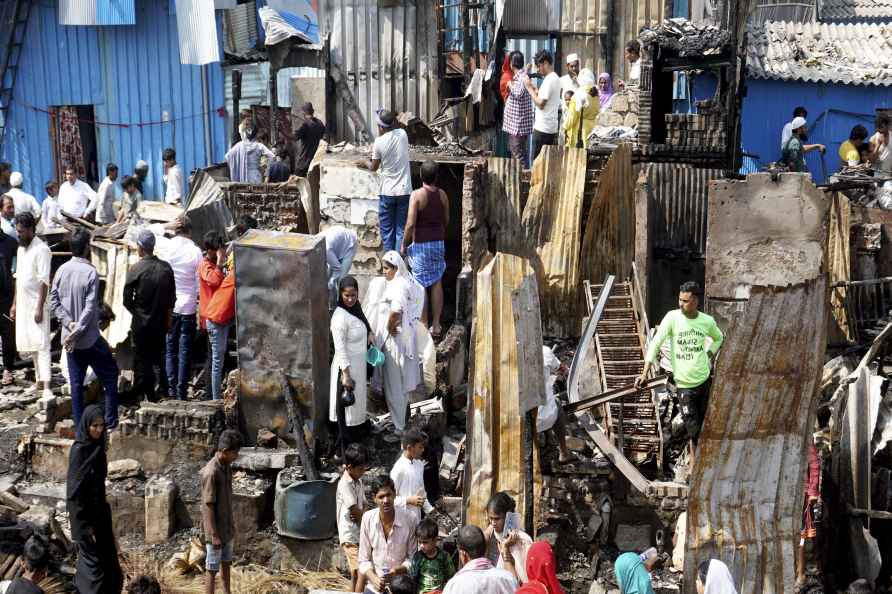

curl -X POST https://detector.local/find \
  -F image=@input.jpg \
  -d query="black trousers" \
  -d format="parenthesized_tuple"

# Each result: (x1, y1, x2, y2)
(74, 526, 123, 594)
(132, 326, 169, 401)
(0, 298, 14, 372)
(531, 130, 557, 163)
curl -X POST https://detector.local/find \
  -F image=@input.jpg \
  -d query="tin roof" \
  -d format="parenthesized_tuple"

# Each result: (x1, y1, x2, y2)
(747, 20, 892, 86)
(820, 0, 892, 21)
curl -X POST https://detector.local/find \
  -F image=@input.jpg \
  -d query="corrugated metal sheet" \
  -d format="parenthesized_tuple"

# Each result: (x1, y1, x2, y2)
(749, 0, 815, 25)
(503, 0, 560, 33)
(821, 0, 892, 21)
(97, 0, 136, 25)
(685, 278, 827, 594)
(521, 145, 588, 337)
(504, 37, 556, 64)
(827, 192, 851, 343)
(59, 0, 96, 25)
(484, 156, 523, 255)
(646, 162, 722, 256)
(466, 252, 542, 529)
(222, 1, 259, 57)
(317, 0, 439, 142)
(175, 0, 220, 65)
(747, 20, 892, 87)
(580, 143, 635, 288)
(1, 0, 228, 199)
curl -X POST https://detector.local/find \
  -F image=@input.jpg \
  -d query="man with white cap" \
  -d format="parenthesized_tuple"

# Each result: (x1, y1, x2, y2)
(781, 116, 825, 174)
(5, 172, 41, 220)
(124, 228, 176, 402)
(59, 165, 97, 219)
(560, 53, 581, 96)
(356, 110, 412, 253)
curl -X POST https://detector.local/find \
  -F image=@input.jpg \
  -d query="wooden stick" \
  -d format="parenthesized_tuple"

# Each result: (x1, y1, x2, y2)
(563, 376, 669, 414)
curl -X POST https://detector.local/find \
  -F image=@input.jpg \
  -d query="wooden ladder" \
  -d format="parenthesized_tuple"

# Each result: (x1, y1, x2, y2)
(585, 276, 663, 469)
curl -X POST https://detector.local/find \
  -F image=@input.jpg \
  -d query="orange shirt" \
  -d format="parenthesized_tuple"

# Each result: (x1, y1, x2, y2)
(198, 258, 224, 328)
(205, 273, 235, 325)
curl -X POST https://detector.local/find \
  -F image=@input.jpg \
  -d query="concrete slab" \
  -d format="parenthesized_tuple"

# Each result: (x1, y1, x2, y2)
(29, 436, 73, 482)
(232, 448, 299, 471)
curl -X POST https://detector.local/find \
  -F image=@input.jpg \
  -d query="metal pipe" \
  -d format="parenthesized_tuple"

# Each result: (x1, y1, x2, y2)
(232, 69, 242, 146)
(269, 66, 279, 146)
(201, 64, 213, 166)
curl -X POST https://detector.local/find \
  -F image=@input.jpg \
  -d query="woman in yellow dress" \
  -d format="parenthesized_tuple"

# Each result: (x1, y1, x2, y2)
(564, 69, 598, 149)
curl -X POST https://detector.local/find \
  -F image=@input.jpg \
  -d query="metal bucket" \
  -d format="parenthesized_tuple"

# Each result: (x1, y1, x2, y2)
(274, 473, 338, 540)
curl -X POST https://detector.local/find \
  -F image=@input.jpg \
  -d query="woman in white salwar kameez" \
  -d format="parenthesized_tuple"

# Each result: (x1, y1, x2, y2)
(329, 276, 373, 447)
(364, 251, 423, 435)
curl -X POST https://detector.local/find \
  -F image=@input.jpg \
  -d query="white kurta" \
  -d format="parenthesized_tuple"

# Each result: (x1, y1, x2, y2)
(374, 276, 421, 431)
(329, 307, 369, 426)
(15, 237, 51, 351)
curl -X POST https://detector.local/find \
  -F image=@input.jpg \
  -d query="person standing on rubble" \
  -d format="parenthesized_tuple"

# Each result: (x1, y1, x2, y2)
(163, 148, 184, 206)
(294, 102, 326, 177)
(11, 213, 52, 400)
(635, 281, 723, 463)
(200, 429, 241, 594)
(523, 50, 562, 163)
(124, 229, 176, 402)
(59, 165, 97, 219)
(67, 404, 124, 594)
(502, 51, 534, 167)
(617, 40, 642, 89)
(199, 231, 226, 401)
(357, 109, 413, 254)
(781, 116, 826, 174)
(267, 145, 292, 183)
(50, 229, 119, 429)
(559, 53, 581, 97)
(86, 164, 119, 225)
(0, 195, 15, 239)
(40, 181, 63, 232)
(838, 125, 869, 169)
(133, 160, 150, 195)
(781, 106, 808, 150)
(225, 127, 275, 184)
(0, 213, 16, 387)
(6, 172, 41, 221)
(442, 525, 517, 594)
(159, 217, 203, 401)
(116, 176, 143, 224)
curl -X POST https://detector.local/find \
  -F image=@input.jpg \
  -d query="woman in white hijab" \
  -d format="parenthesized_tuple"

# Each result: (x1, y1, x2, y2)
(696, 559, 738, 594)
(363, 251, 423, 433)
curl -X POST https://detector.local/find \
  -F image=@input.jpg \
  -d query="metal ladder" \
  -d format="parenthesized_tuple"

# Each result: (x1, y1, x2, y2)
(0, 0, 32, 151)
(585, 276, 663, 469)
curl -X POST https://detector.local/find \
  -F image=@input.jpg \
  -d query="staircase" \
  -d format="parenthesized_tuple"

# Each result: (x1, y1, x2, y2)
(585, 274, 663, 468)
(0, 0, 32, 151)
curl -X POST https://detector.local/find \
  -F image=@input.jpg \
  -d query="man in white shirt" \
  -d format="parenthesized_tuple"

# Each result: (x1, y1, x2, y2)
(11, 213, 53, 399)
(40, 181, 63, 232)
(58, 166, 97, 219)
(559, 53, 580, 96)
(358, 475, 418, 594)
(5, 172, 42, 221)
(163, 148, 185, 206)
(390, 429, 434, 524)
(442, 526, 517, 594)
(781, 106, 808, 150)
(627, 40, 642, 85)
(523, 50, 561, 163)
(156, 217, 203, 400)
(85, 163, 118, 225)
(319, 225, 358, 305)
(0, 195, 16, 240)
(357, 110, 413, 253)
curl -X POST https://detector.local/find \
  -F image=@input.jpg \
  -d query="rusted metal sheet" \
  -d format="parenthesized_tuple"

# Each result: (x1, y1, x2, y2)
(685, 279, 828, 594)
(646, 163, 722, 256)
(91, 240, 139, 350)
(465, 253, 544, 529)
(484, 156, 524, 257)
(222, 182, 310, 233)
(581, 143, 636, 290)
(826, 192, 851, 344)
(521, 146, 588, 337)
(235, 231, 329, 446)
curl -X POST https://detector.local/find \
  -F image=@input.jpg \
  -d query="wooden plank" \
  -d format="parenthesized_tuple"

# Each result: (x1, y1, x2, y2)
(576, 414, 650, 493)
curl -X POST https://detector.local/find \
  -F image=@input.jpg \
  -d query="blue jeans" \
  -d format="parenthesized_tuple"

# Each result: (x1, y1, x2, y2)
(206, 320, 231, 400)
(165, 313, 196, 400)
(68, 337, 119, 428)
(378, 194, 410, 253)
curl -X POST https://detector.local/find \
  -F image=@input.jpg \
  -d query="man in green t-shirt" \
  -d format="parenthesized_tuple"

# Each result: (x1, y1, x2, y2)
(634, 281, 723, 453)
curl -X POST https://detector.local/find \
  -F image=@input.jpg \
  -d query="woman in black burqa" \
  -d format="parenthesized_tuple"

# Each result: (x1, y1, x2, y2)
(66, 404, 123, 594)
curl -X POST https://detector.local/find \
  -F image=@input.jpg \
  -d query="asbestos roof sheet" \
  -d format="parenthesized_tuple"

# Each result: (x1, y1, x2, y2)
(821, 0, 892, 21)
(746, 20, 892, 86)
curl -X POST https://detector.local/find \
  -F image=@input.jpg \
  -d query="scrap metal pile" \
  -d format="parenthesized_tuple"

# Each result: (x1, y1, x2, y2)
(639, 17, 731, 55)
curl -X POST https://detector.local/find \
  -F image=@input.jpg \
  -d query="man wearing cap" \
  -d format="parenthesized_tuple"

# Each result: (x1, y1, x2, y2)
(357, 110, 413, 253)
(560, 53, 581, 96)
(294, 102, 326, 178)
(782, 116, 825, 174)
(124, 229, 176, 402)
(59, 165, 97, 219)
(5, 172, 41, 221)
(134, 160, 150, 195)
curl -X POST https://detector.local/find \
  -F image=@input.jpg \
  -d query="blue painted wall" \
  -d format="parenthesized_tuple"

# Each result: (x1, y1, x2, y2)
(740, 78, 892, 183)
(1, 0, 228, 201)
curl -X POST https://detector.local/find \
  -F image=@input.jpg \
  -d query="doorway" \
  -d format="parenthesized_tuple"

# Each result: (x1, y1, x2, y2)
(48, 105, 99, 187)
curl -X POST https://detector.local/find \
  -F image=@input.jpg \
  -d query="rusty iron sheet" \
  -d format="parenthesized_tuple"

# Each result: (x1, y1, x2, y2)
(581, 143, 636, 293)
(484, 156, 524, 257)
(685, 279, 827, 594)
(222, 182, 310, 233)
(521, 145, 588, 337)
(826, 192, 851, 344)
(465, 253, 543, 529)
(235, 230, 329, 446)
(645, 162, 722, 257)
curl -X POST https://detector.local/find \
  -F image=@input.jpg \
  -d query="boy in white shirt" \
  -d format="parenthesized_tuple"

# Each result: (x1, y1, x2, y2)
(390, 429, 434, 524)
(40, 181, 63, 231)
(337, 443, 369, 593)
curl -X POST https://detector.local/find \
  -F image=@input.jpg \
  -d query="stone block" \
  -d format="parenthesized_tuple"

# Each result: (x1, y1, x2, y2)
(108, 489, 146, 540)
(145, 476, 178, 544)
(320, 195, 351, 224)
(232, 485, 274, 549)
(29, 437, 73, 482)
(614, 523, 652, 552)
(597, 111, 625, 127)
(319, 163, 380, 200)
(108, 459, 143, 480)
(611, 94, 629, 113)
(232, 448, 300, 471)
